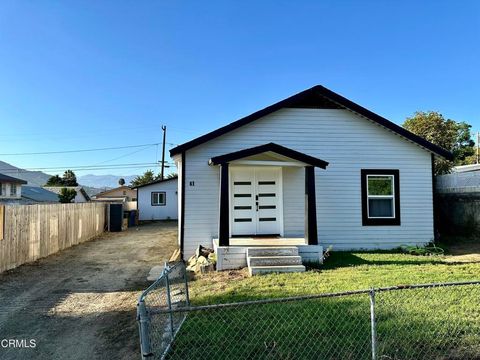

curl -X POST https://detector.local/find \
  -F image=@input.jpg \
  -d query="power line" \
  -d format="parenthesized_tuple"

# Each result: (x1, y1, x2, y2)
(93, 144, 157, 165)
(0, 143, 161, 156)
(0, 165, 173, 174)
(0, 161, 176, 173)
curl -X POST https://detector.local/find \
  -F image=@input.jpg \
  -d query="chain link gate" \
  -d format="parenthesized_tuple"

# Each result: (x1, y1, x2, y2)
(137, 262, 190, 359)
(138, 267, 480, 360)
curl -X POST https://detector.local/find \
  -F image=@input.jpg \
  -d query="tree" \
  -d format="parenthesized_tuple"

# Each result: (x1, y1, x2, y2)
(44, 170, 79, 187)
(58, 187, 77, 203)
(118, 178, 125, 186)
(166, 173, 178, 179)
(403, 111, 475, 175)
(130, 170, 159, 187)
(62, 170, 78, 186)
(45, 175, 63, 186)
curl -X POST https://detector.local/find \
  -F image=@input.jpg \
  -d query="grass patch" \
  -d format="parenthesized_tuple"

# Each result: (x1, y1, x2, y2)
(188, 250, 480, 305)
(166, 250, 480, 359)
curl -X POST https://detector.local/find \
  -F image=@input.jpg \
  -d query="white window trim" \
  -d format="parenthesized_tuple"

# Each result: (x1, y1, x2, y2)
(151, 191, 166, 206)
(366, 174, 395, 219)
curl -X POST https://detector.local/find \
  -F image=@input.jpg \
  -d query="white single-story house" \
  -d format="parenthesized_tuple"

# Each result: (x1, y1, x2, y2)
(169, 85, 452, 274)
(134, 176, 178, 221)
(43, 186, 90, 203)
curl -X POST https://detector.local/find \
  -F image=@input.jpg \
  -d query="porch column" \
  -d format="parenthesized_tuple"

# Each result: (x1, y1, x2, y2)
(305, 166, 318, 245)
(219, 163, 230, 246)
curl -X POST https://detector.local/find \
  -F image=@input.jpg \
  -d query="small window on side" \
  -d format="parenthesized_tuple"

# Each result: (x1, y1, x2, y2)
(151, 192, 166, 206)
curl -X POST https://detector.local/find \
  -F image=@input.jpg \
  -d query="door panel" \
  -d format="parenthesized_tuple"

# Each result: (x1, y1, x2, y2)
(255, 168, 281, 235)
(230, 167, 282, 236)
(231, 168, 256, 235)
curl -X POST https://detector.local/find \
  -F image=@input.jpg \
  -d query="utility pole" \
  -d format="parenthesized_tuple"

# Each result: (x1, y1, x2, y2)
(476, 131, 479, 164)
(160, 125, 167, 180)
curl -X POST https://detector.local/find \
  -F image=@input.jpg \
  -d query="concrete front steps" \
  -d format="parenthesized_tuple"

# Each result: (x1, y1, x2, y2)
(247, 247, 306, 276)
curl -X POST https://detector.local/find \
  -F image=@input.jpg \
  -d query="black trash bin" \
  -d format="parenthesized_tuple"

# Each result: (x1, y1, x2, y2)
(109, 204, 123, 232)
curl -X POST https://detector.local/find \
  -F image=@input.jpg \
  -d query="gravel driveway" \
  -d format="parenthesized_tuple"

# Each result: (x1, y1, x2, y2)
(0, 221, 178, 360)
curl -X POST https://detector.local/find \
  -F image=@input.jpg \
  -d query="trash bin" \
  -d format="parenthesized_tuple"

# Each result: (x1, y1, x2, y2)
(128, 210, 137, 227)
(108, 204, 123, 232)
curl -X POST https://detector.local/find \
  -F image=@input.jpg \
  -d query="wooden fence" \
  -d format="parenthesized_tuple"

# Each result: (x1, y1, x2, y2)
(0, 202, 106, 273)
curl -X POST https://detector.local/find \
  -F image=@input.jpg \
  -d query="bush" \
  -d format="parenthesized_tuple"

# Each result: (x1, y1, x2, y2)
(400, 243, 444, 256)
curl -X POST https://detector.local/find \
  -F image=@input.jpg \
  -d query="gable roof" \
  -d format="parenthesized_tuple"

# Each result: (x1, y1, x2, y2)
(94, 185, 134, 198)
(132, 175, 178, 189)
(43, 186, 91, 201)
(169, 85, 453, 160)
(22, 186, 59, 203)
(0, 173, 28, 184)
(209, 143, 329, 169)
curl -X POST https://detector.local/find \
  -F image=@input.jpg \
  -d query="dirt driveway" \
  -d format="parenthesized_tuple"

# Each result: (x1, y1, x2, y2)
(0, 221, 178, 360)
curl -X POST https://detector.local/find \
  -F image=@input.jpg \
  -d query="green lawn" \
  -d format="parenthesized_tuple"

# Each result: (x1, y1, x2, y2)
(166, 250, 480, 359)
(189, 250, 480, 304)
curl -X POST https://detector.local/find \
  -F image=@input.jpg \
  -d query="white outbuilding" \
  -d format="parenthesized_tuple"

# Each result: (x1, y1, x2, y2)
(134, 176, 178, 221)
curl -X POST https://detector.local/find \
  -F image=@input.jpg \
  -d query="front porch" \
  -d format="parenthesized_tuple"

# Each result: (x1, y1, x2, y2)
(209, 143, 329, 273)
(213, 237, 324, 271)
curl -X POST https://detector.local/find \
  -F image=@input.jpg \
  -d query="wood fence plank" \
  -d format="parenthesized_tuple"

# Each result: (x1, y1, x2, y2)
(0, 203, 106, 273)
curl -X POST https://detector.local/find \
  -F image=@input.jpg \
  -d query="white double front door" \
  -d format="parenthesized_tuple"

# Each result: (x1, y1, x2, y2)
(230, 167, 283, 236)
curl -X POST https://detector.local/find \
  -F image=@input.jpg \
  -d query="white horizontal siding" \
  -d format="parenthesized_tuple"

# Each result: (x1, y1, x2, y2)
(137, 180, 178, 220)
(181, 108, 433, 257)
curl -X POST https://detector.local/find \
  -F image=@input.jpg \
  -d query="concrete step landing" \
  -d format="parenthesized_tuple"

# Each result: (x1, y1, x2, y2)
(246, 247, 305, 276)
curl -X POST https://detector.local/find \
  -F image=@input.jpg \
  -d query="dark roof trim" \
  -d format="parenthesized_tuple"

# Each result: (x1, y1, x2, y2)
(170, 85, 453, 160)
(0, 173, 27, 184)
(209, 143, 329, 169)
(132, 175, 178, 189)
(79, 188, 91, 202)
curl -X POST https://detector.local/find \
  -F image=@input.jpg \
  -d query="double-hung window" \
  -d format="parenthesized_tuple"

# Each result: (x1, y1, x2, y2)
(361, 170, 400, 226)
(10, 184, 17, 197)
(151, 192, 166, 206)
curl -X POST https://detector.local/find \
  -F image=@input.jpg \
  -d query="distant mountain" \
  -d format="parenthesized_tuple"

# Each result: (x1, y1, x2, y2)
(0, 160, 111, 196)
(0, 160, 51, 186)
(77, 174, 137, 189)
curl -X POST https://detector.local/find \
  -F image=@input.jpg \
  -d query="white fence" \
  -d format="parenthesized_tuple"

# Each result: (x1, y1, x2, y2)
(436, 172, 480, 193)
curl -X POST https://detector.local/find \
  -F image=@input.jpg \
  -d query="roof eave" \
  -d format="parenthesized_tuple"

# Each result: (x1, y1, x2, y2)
(169, 85, 453, 160)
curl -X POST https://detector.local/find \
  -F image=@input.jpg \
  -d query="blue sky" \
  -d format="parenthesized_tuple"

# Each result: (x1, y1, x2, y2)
(0, 0, 478, 177)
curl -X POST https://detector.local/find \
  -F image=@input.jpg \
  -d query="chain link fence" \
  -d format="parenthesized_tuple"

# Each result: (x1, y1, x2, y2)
(138, 265, 480, 360)
(137, 262, 189, 359)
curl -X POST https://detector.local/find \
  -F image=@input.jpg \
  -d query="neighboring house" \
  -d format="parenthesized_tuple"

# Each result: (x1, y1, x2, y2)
(43, 186, 90, 203)
(169, 85, 452, 273)
(133, 177, 178, 221)
(0, 173, 27, 203)
(436, 164, 480, 193)
(21, 185, 59, 204)
(93, 186, 137, 202)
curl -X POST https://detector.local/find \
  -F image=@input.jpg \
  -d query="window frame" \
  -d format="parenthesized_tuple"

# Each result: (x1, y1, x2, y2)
(10, 184, 17, 197)
(361, 169, 400, 226)
(151, 191, 166, 206)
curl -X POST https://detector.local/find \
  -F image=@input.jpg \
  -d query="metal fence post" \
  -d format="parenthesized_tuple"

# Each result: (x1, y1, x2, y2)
(369, 288, 377, 360)
(183, 262, 190, 306)
(165, 267, 175, 339)
(137, 299, 152, 359)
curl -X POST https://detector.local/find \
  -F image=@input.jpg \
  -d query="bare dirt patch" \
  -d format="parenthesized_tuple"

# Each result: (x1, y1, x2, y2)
(0, 221, 178, 360)
(443, 240, 480, 263)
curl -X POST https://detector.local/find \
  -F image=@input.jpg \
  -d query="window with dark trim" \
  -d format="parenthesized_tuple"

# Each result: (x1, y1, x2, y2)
(361, 169, 400, 226)
(151, 192, 166, 206)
